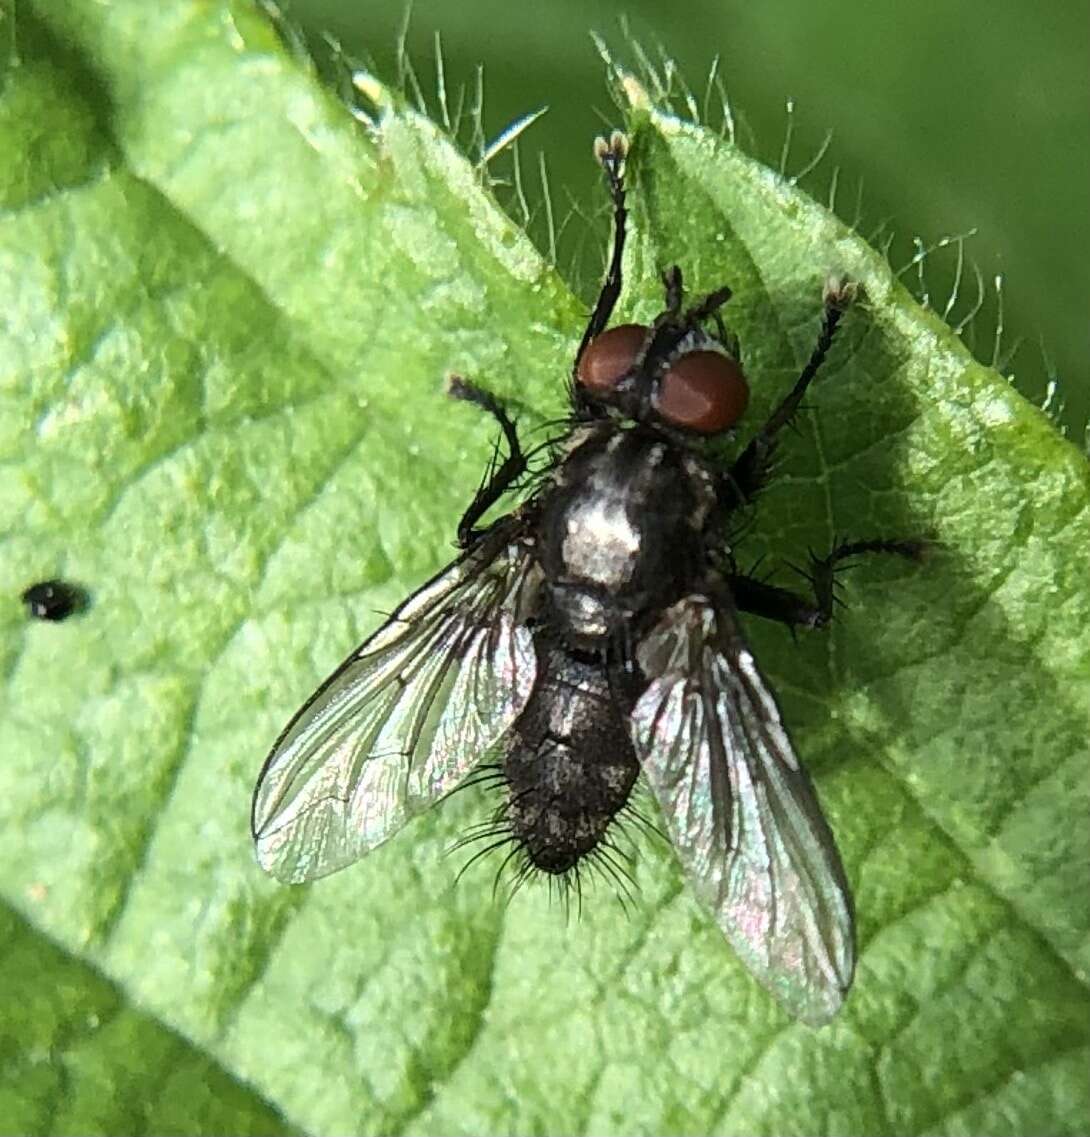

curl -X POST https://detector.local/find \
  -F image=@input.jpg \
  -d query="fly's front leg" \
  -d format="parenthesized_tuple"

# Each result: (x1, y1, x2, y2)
(572, 132, 628, 411)
(448, 376, 527, 548)
(725, 277, 856, 506)
(730, 538, 928, 631)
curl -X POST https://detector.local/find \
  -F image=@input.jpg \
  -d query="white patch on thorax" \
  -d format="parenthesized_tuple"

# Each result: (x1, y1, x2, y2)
(562, 495, 640, 583)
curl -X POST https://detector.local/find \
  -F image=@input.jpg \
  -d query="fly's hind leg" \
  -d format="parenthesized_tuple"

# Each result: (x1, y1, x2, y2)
(729, 538, 929, 631)
(448, 376, 527, 548)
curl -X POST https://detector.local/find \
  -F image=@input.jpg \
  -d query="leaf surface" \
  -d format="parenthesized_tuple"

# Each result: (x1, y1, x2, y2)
(2, 3, 1087, 1134)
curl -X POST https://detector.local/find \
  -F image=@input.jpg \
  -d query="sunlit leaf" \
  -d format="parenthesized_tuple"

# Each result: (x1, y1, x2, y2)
(2, 3, 1087, 1134)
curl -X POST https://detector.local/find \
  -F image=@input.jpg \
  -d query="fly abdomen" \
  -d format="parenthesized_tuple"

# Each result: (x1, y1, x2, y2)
(504, 639, 640, 875)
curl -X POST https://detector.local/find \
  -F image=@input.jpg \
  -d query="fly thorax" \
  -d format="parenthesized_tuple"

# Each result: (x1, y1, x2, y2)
(541, 425, 711, 649)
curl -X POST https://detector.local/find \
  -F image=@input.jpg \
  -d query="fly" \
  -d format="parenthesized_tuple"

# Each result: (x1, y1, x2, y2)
(21, 579, 88, 622)
(251, 132, 925, 1024)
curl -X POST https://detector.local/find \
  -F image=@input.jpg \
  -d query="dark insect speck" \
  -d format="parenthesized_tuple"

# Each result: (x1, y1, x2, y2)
(21, 579, 88, 622)
(250, 131, 928, 1025)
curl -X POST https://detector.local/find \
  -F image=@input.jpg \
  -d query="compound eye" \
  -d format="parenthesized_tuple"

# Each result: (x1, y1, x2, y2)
(576, 323, 649, 394)
(656, 351, 750, 433)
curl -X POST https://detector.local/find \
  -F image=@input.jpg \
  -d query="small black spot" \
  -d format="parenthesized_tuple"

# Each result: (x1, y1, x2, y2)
(21, 579, 89, 622)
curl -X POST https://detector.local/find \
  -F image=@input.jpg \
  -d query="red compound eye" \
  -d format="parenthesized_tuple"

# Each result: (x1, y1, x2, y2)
(576, 323, 649, 393)
(656, 351, 750, 434)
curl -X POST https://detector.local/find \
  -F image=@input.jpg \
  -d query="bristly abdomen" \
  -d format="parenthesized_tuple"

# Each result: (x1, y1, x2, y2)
(502, 634, 640, 875)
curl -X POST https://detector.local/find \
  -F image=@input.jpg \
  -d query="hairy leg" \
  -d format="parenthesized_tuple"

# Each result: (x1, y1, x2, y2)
(448, 376, 527, 547)
(572, 132, 629, 385)
(729, 537, 928, 630)
(725, 278, 856, 506)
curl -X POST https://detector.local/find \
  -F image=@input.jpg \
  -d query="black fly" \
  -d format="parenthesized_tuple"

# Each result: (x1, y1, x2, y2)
(252, 133, 924, 1023)
(21, 579, 88, 622)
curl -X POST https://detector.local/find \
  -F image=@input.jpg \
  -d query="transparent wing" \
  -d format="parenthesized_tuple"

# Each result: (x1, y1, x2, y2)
(252, 524, 541, 883)
(631, 593, 854, 1025)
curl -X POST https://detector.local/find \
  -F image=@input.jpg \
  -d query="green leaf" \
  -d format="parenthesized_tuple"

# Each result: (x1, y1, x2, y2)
(0, 903, 297, 1135)
(2, 3, 1087, 1136)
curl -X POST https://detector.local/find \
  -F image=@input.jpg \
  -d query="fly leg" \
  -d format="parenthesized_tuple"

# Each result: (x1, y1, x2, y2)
(729, 538, 928, 631)
(572, 132, 628, 411)
(639, 273, 736, 383)
(684, 283, 736, 356)
(723, 277, 856, 507)
(448, 376, 527, 548)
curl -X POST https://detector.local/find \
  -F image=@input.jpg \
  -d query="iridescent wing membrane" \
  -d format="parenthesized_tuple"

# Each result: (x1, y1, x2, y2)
(632, 593, 855, 1025)
(252, 523, 540, 883)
